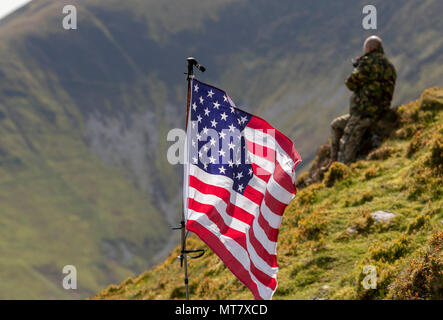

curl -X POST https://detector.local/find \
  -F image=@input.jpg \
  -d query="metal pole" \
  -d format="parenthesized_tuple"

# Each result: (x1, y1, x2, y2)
(175, 57, 206, 300)
(182, 68, 192, 300)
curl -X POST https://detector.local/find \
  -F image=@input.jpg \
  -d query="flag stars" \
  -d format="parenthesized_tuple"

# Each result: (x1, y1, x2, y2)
(189, 81, 254, 195)
(238, 116, 248, 125)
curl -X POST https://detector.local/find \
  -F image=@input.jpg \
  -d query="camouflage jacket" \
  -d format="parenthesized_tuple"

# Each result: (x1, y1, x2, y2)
(345, 47, 396, 119)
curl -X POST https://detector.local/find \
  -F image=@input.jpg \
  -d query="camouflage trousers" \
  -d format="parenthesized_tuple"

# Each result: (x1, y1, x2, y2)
(330, 114, 372, 164)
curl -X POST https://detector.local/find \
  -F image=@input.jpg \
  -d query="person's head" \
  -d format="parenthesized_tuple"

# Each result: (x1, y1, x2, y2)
(363, 35, 383, 54)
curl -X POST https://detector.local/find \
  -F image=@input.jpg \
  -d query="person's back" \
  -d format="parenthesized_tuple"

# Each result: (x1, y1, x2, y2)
(345, 46, 396, 120)
(328, 35, 397, 166)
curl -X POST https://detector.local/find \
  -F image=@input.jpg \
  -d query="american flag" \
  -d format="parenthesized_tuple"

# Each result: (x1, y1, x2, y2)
(184, 79, 301, 300)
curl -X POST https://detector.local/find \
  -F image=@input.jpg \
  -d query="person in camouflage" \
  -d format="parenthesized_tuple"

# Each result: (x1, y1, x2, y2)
(330, 35, 396, 164)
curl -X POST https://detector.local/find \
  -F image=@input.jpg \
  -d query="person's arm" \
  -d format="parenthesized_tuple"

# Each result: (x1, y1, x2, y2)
(345, 57, 371, 92)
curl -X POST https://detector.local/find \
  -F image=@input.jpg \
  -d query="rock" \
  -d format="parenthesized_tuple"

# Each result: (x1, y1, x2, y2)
(371, 210, 397, 223)
(347, 227, 357, 234)
(322, 285, 330, 291)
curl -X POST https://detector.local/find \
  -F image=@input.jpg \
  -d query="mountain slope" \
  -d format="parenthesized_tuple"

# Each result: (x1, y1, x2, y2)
(0, 1, 173, 299)
(95, 88, 443, 299)
(0, 0, 441, 298)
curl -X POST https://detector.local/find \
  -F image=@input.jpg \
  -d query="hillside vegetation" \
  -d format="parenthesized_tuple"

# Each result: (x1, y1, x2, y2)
(95, 88, 443, 300)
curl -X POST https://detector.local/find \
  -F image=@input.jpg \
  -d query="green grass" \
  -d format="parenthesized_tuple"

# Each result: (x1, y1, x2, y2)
(94, 88, 443, 300)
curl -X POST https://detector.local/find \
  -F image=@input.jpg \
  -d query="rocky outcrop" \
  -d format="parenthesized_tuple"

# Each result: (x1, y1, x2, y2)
(297, 108, 399, 188)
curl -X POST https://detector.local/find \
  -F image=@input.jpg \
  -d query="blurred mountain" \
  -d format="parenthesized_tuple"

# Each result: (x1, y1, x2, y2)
(0, 0, 441, 298)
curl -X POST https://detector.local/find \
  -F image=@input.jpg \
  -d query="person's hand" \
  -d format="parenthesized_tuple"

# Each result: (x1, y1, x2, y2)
(352, 57, 360, 68)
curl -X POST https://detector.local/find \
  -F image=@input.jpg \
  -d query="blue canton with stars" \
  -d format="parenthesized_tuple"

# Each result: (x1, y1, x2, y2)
(189, 79, 253, 194)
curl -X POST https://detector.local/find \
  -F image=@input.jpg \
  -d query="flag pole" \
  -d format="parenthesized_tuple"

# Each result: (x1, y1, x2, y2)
(172, 57, 206, 300)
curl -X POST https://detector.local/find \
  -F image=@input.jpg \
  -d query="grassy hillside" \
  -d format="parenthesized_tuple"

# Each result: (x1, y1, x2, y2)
(95, 88, 443, 300)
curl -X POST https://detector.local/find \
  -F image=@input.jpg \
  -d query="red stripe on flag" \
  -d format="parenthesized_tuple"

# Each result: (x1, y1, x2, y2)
(188, 199, 246, 245)
(190, 175, 280, 245)
(243, 185, 264, 205)
(274, 162, 297, 194)
(249, 257, 277, 290)
(257, 213, 279, 242)
(188, 198, 278, 270)
(247, 227, 278, 268)
(251, 163, 271, 182)
(245, 139, 276, 163)
(246, 137, 296, 195)
(186, 220, 263, 300)
(264, 191, 287, 216)
(247, 116, 301, 164)
(189, 176, 254, 225)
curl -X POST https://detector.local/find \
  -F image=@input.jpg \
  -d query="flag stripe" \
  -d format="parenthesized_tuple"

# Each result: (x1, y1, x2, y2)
(189, 175, 254, 225)
(264, 191, 287, 216)
(245, 129, 298, 193)
(187, 212, 277, 292)
(190, 167, 283, 246)
(188, 187, 278, 267)
(246, 116, 301, 164)
(186, 219, 262, 300)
